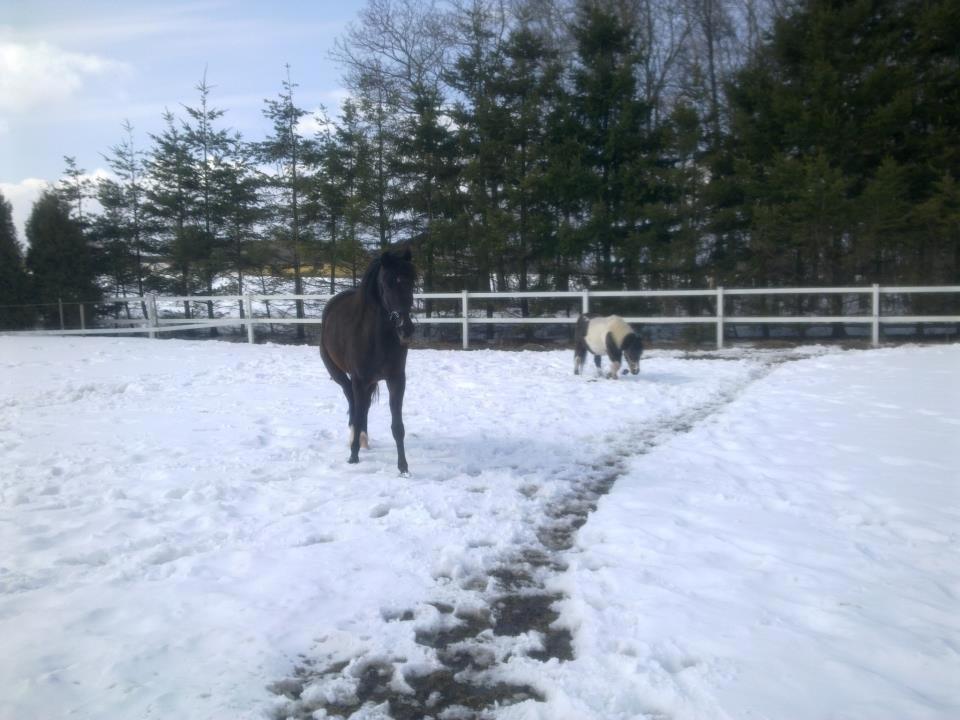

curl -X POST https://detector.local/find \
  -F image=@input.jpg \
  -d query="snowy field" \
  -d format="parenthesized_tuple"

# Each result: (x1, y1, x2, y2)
(0, 336, 957, 720)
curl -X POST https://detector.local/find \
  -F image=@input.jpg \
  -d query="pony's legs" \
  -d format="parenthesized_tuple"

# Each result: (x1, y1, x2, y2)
(386, 374, 408, 475)
(573, 341, 587, 375)
(594, 354, 603, 376)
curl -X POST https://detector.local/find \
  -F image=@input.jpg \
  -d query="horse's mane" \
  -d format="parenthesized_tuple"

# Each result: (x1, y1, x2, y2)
(360, 256, 384, 306)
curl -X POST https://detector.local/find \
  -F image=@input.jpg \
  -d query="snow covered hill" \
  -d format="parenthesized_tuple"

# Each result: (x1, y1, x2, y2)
(0, 337, 957, 719)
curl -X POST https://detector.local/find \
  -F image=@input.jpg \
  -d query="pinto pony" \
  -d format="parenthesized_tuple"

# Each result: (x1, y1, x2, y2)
(320, 245, 416, 474)
(574, 314, 644, 378)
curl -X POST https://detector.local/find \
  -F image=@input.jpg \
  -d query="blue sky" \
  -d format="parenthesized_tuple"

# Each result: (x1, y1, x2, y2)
(1, 0, 368, 241)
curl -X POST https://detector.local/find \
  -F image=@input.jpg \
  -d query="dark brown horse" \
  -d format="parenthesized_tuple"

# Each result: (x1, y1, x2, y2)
(319, 245, 416, 474)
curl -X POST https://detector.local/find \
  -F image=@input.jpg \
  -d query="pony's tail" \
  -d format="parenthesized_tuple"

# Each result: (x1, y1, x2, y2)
(575, 314, 591, 339)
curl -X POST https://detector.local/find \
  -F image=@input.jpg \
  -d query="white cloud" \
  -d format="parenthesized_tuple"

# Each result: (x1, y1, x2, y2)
(296, 109, 334, 138)
(1, 178, 48, 249)
(0, 39, 130, 114)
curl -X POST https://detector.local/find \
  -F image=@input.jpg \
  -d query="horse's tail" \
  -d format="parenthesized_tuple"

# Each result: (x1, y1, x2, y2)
(575, 313, 591, 341)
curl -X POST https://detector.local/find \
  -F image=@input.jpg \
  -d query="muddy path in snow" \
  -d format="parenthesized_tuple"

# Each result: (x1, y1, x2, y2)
(270, 356, 798, 719)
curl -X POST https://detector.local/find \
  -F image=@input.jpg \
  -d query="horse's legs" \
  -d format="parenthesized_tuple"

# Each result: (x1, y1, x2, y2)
(321, 346, 355, 440)
(349, 377, 372, 464)
(386, 374, 408, 475)
(594, 354, 603, 376)
(357, 384, 375, 449)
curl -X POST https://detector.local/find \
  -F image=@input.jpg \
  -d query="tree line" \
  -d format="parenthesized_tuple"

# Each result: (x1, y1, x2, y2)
(2, 0, 958, 333)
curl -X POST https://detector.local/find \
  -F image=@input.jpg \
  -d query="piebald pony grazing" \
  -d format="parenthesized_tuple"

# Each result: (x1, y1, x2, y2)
(574, 314, 644, 379)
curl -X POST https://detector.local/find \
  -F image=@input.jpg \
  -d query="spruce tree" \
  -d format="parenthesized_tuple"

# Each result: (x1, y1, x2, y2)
(25, 190, 101, 326)
(0, 191, 33, 328)
(569, 1, 653, 287)
(144, 110, 201, 318)
(183, 74, 233, 334)
(259, 66, 318, 339)
(100, 120, 149, 316)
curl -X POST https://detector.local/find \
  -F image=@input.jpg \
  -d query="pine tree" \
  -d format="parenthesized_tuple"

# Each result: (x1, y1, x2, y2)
(25, 190, 101, 326)
(726, 0, 960, 291)
(258, 66, 318, 339)
(497, 23, 563, 303)
(57, 156, 94, 230)
(183, 74, 233, 334)
(390, 83, 462, 295)
(569, 1, 654, 287)
(316, 100, 375, 292)
(0, 191, 33, 328)
(446, 0, 510, 294)
(144, 110, 201, 318)
(100, 120, 149, 316)
(219, 131, 263, 316)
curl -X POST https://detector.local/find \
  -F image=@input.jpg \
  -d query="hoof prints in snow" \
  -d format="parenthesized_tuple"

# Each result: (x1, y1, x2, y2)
(270, 361, 781, 719)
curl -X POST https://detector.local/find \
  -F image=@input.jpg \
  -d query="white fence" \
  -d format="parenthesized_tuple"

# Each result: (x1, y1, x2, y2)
(6, 285, 960, 350)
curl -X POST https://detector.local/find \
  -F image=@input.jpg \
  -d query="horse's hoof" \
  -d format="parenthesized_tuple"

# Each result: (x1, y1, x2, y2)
(348, 456, 359, 464)
(399, 470, 410, 478)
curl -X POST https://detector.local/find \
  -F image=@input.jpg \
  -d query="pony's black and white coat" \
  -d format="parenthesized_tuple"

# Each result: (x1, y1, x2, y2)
(574, 314, 644, 378)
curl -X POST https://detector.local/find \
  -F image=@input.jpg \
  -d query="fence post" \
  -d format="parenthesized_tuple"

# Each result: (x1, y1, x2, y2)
(58, 297, 65, 330)
(581, 289, 590, 315)
(79, 303, 86, 333)
(871, 283, 880, 347)
(146, 294, 159, 339)
(716, 286, 725, 350)
(461, 290, 470, 350)
(244, 295, 255, 344)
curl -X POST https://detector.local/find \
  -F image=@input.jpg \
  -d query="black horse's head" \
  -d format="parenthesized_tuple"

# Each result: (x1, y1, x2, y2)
(376, 245, 417, 343)
(622, 333, 644, 375)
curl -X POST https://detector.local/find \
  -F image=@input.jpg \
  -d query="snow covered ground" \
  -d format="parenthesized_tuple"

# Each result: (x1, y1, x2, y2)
(0, 336, 957, 720)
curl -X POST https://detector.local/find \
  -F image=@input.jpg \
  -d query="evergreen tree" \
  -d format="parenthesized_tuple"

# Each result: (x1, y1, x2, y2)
(144, 109, 201, 317)
(569, 1, 654, 287)
(100, 120, 149, 315)
(57, 156, 94, 230)
(219, 131, 264, 315)
(258, 66, 318, 339)
(446, 0, 510, 293)
(183, 74, 233, 333)
(727, 0, 960, 290)
(316, 100, 375, 292)
(93, 177, 140, 311)
(390, 83, 462, 294)
(0, 191, 33, 328)
(497, 23, 563, 302)
(25, 190, 101, 326)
